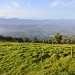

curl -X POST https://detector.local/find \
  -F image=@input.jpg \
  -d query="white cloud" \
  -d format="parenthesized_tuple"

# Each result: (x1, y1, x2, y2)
(0, 9, 52, 19)
(0, 10, 34, 18)
(3, 5, 11, 10)
(0, 9, 75, 19)
(12, 1, 19, 7)
(47, 0, 75, 8)
(50, 0, 60, 7)
(5, 5, 10, 9)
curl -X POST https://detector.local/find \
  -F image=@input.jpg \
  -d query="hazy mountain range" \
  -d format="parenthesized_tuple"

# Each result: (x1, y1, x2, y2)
(0, 18, 75, 39)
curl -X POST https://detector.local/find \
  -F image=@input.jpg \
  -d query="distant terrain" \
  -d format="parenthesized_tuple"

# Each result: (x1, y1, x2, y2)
(0, 18, 75, 39)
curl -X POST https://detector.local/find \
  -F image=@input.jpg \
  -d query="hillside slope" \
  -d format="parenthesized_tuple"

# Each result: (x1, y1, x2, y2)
(0, 42, 75, 75)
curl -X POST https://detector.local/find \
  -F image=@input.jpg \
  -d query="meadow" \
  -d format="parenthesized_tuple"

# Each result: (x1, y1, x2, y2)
(0, 42, 75, 75)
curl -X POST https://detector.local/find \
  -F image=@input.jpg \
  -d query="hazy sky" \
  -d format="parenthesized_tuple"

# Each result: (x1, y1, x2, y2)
(0, 0, 75, 19)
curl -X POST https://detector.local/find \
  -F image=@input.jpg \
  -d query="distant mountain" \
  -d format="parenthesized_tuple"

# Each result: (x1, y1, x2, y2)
(0, 18, 75, 39)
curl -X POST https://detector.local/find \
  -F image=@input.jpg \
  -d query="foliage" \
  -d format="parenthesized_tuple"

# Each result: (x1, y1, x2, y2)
(23, 37, 29, 42)
(0, 42, 75, 75)
(0, 33, 75, 44)
(32, 37, 39, 43)
(54, 33, 62, 44)
(61, 38, 71, 44)
(47, 40, 52, 44)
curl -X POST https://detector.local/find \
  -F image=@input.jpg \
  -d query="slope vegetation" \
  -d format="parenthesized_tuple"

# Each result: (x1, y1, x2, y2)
(0, 42, 75, 75)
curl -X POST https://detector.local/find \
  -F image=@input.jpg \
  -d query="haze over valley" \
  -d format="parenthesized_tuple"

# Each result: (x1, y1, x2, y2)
(0, 18, 75, 39)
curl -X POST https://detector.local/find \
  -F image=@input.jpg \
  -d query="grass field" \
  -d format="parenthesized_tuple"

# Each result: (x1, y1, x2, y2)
(0, 42, 75, 75)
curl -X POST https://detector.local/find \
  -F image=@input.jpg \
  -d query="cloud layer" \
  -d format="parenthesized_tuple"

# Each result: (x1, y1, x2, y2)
(48, 0, 75, 8)
(0, 0, 75, 19)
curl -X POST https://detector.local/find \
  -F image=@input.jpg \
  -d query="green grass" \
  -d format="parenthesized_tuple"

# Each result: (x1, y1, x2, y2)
(0, 42, 75, 75)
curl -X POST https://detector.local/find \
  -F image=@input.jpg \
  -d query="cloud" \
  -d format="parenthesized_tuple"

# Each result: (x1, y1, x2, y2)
(0, 9, 51, 19)
(47, 0, 75, 8)
(65, 0, 75, 7)
(12, 1, 19, 7)
(0, 10, 34, 18)
(5, 5, 10, 9)
(27, 0, 32, 6)
(0, 9, 75, 19)
(58, 0, 75, 7)
(3, 5, 11, 10)
(51, 0, 60, 7)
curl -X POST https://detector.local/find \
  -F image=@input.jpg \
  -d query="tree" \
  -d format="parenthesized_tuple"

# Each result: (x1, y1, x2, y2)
(61, 38, 67, 44)
(47, 40, 52, 44)
(18, 37, 23, 42)
(0, 35, 4, 41)
(61, 38, 71, 44)
(66, 39, 71, 44)
(23, 37, 29, 42)
(13, 37, 18, 42)
(5, 36, 13, 41)
(71, 39, 75, 44)
(54, 33, 62, 44)
(42, 40, 47, 43)
(32, 37, 39, 43)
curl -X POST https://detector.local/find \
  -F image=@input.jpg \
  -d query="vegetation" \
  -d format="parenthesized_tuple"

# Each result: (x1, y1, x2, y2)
(0, 33, 75, 44)
(54, 33, 62, 44)
(0, 42, 75, 75)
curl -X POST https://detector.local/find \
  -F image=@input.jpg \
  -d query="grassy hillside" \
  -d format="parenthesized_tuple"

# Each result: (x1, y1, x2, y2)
(0, 42, 75, 75)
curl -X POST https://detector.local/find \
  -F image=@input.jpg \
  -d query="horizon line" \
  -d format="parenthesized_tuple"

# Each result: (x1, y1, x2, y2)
(0, 17, 75, 20)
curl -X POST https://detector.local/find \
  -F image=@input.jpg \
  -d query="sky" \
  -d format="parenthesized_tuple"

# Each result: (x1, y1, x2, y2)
(0, 0, 75, 19)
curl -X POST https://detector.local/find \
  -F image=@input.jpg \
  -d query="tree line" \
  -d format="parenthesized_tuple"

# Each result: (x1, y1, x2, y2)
(0, 33, 75, 44)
